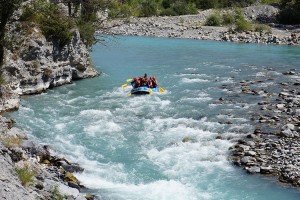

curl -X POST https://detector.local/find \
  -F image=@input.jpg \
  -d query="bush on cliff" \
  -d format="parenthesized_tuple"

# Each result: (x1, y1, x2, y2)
(20, 0, 75, 47)
(20, 0, 104, 47)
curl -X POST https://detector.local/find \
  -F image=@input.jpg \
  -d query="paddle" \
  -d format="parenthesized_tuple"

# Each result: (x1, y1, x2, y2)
(159, 87, 165, 93)
(126, 78, 133, 82)
(122, 84, 128, 88)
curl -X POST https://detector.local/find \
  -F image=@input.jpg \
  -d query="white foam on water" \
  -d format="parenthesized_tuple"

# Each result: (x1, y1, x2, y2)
(212, 64, 232, 69)
(181, 78, 209, 83)
(218, 77, 235, 84)
(65, 96, 88, 104)
(79, 109, 113, 119)
(179, 97, 212, 103)
(175, 73, 210, 78)
(54, 123, 66, 131)
(184, 68, 198, 71)
(84, 121, 122, 136)
(77, 173, 210, 200)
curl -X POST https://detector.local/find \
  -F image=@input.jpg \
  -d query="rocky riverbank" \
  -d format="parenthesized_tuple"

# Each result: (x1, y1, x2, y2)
(98, 5, 300, 46)
(0, 115, 99, 199)
(219, 68, 300, 187)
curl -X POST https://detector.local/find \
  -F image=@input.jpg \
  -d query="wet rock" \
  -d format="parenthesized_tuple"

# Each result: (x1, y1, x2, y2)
(60, 162, 84, 173)
(280, 129, 295, 138)
(260, 166, 274, 174)
(245, 151, 257, 156)
(258, 101, 269, 105)
(182, 137, 193, 143)
(246, 166, 260, 173)
(282, 71, 296, 75)
(68, 181, 81, 190)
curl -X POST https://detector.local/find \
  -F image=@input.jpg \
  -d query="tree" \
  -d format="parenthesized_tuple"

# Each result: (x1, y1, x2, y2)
(0, 0, 22, 68)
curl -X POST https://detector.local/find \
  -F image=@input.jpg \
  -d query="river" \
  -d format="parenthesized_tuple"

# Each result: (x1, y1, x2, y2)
(7, 36, 300, 199)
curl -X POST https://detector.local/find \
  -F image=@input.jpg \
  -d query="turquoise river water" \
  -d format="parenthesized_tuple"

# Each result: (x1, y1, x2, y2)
(7, 36, 300, 200)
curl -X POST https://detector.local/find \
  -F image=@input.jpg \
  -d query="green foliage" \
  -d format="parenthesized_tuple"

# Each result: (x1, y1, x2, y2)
(77, 19, 95, 47)
(41, 17, 74, 47)
(205, 13, 222, 26)
(140, 0, 159, 17)
(194, 0, 220, 9)
(170, 1, 198, 15)
(235, 18, 253, 32)
(160, 8, 178, 16)
(261, 0, 280, 4)
(51, 185, 65, 200)
(254, 23, 272, 33)
(20, 0, 75, 47)
(222, 11, 235, 25)
(16, 164, 36, 186)
(108, 1, 139, 18)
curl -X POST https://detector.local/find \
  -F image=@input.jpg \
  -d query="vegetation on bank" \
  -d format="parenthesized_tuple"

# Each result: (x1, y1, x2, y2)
(205, 9, 272, 33)
(107, 0, 300, 25)
(20, 0, 102, 47)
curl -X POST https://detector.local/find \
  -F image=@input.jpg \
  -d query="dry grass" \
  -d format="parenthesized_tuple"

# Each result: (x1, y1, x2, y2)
(0, 134, 23, 148)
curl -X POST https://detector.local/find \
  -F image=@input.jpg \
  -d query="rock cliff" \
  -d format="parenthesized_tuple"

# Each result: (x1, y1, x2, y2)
(0, 3, 99, 113)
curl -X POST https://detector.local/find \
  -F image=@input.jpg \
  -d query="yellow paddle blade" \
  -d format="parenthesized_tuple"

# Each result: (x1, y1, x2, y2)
(159, 87, 165, 93)
(126, 79, 133, 82)
(122, 84, 128, 88)
(128, 93, 132, 96)
(149, 89, 153, 95)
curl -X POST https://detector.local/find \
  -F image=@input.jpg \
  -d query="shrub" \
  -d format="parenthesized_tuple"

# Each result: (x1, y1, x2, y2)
(16, 164, 36, 186)
(171, 1, 198, 15)
(77, 20, 95, 47)
(205, 13, 222, 26)
(222, 11, 235, 25)
(21, 0, 75, 47)
(235, 18, 253, 32)
(261, 0, 280, 4)
(51, 185, 65, 200)
(140, 0, 159, 17)
(254, 24, 272, 33)
(0, 134, 23, 148)
(160, 8, 178, 16)
(40, 17, 74, 47)
(108, 2, 138, 18)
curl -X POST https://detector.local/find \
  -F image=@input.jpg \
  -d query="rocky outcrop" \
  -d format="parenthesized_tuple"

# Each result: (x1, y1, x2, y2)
(0, 115, 98, 200)
(0, 4, 99, 113)
(3, 28, 99, 96)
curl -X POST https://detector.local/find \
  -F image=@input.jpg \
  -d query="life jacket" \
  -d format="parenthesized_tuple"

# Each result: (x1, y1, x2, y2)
(152, 76, 158, 88)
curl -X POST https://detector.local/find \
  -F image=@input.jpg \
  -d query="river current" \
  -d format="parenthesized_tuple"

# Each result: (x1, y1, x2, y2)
(7, 36, 300, 199)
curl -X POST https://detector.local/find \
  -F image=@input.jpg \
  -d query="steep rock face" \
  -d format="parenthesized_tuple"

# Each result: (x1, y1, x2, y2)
(0, 12, 99, 112)
(4, 28, 99, 95)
